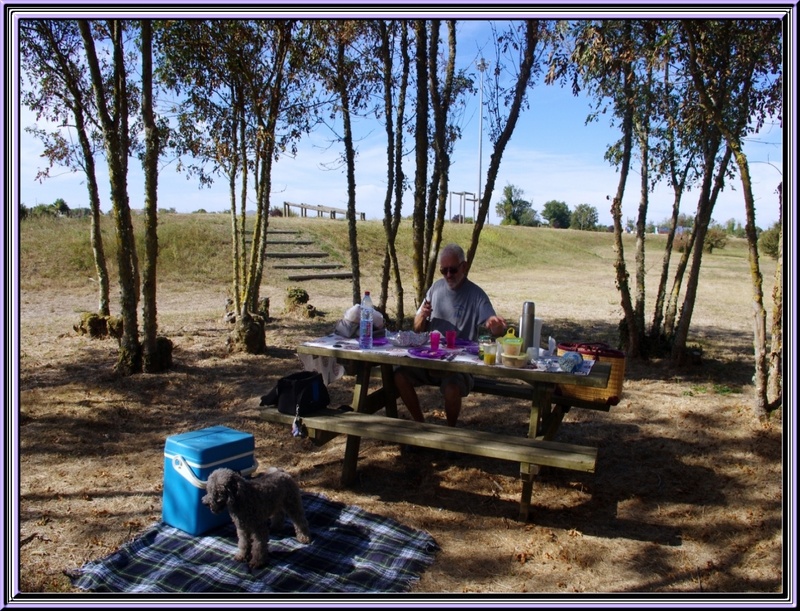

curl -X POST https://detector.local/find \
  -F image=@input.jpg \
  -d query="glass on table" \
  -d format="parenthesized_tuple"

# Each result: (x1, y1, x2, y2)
(477, 324, 493, 359)
(481, 340, 497, 365)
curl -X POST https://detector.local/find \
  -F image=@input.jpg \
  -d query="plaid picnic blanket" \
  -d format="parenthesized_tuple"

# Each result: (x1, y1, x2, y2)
(66, 492, 439, 593)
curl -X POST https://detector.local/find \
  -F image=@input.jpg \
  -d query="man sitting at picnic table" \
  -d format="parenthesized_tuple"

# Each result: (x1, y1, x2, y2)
(394, 243, 506, 427)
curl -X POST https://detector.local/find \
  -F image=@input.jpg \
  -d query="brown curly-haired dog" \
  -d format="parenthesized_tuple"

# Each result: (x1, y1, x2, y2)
(202, 467, 311, 569)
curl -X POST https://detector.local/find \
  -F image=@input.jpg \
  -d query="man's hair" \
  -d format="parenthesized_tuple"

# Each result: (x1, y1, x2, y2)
(440, 243, 466, 263)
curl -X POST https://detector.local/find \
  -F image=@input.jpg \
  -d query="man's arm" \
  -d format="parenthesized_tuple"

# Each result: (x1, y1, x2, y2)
(413, 298, 431, 332)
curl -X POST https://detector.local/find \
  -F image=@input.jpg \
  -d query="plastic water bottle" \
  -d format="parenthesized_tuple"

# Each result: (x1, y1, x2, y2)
(359, 291, 374, 349)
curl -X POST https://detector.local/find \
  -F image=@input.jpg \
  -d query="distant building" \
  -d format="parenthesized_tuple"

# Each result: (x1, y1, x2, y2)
(654, 225, 687, 235)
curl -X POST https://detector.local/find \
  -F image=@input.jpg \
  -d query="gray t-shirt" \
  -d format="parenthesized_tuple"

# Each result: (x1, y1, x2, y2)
(420, 277, 496, 342)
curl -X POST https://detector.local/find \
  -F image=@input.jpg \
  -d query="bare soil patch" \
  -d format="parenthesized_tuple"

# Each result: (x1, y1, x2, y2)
(16, 268, 784, 597)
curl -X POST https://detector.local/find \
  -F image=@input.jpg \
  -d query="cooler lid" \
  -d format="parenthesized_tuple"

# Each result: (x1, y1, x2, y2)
(164, 425, 254, 465)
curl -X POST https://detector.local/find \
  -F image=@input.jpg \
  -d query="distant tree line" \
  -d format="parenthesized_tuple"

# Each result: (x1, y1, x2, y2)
(20, 199, 180, 219)
(493, 184, 777, 253)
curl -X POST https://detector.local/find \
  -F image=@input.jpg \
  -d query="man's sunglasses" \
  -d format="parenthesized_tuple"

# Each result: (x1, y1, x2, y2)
(440, 265, 462, 276)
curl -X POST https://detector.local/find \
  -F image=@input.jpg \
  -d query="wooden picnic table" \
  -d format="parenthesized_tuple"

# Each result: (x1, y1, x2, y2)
(263, 335, 612, 521)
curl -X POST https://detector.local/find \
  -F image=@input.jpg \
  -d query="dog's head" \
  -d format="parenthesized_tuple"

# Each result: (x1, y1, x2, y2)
(201, 468, 240, 514)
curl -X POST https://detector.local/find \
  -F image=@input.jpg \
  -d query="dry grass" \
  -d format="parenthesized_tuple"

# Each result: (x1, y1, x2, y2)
(14, 216, 785, 599)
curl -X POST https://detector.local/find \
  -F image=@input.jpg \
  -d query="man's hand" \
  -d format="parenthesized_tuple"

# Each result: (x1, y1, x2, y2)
(420, 298, 432, 321)
(413, 299, 432, 332)
(485, 315, 507, 337)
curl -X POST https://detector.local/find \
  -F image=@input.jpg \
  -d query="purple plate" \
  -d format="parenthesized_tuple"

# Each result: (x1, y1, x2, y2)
(407, 347, 449, 359)
(372, 337, 388, 346)
(465, 345, 480, 355)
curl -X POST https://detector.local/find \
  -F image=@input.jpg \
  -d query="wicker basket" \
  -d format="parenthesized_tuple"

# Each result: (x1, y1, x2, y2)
(556, 342, 626, 406)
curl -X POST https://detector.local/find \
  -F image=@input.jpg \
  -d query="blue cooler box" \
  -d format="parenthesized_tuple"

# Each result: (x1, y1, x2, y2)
(163, 425, 257, 535)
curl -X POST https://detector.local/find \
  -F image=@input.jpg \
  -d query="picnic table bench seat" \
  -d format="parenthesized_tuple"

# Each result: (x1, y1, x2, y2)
(261, 407, 597, 474)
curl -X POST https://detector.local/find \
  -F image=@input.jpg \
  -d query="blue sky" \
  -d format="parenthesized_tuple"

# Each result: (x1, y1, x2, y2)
(16, 15, 785, 230)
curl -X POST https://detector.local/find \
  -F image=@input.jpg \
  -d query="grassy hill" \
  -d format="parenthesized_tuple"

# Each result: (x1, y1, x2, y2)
(18, 212, 773, 357)
(19, 211, 758, 286)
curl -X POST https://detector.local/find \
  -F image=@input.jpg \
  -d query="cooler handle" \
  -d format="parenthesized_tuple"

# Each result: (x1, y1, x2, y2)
(171, 455, 259, 489)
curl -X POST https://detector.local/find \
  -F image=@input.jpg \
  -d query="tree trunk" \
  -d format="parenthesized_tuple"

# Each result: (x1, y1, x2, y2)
(140, 20, 169, 373)
(733, 146, 769, 420)
(611, 39, 639, 358)
(80, 19, 141, 375)
(648, 60, 692, 342)
(631, 56, 655, 349)
(391, 26, 410, 325)
(79, 120, 111, 318)
(670, 139, 729, 364)
(670, 216, 709, 366)
(377, 21, 395, 318)
(245, 142, 269, 312)
(230, 91, 245, 315)
(634, 123, 649, 346)
(650, 162, 691, 340)
(378, 20, 408, 326)
(235, 25, 292, 354)
(423, 19, 456, 293)
(336, 36, 361, 305)
(650, 189, 682, 340)
(767, 184, 783, 408)
(411, 19, 428, 307)
(662, 146, 728, 339)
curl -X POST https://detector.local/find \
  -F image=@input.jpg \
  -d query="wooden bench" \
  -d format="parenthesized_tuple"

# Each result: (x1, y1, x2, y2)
(262, 407, 596, 471)
(262, 405, 597, 521)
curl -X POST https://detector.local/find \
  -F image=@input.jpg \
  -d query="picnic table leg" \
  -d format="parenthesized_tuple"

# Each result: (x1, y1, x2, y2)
(540, 403, 566, 440)
(528, 384, 555, 439)
(518, 463, 540, 522)
(380, 364, 398, 418)
(341, 362, 373, 486)
(350, 363, 373, 413)
(341, 435, 361, 486)
(518, 383, 555, 521)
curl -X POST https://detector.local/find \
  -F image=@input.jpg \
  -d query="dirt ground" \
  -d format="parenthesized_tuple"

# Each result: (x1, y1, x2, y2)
(14, 272, 785, 600)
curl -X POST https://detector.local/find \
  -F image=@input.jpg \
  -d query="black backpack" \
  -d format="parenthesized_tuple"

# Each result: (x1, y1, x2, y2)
(260, 371, 331, 416)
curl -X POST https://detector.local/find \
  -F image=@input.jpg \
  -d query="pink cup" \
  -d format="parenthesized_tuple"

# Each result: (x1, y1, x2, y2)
(445, 330, 457, 349)
(430, 331, 441, 351)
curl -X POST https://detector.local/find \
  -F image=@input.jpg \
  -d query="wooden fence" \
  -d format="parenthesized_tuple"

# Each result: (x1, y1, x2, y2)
(283, 201, 365, 221)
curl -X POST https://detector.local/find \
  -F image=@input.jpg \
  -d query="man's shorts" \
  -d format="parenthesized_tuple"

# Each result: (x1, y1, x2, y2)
(395, 365, 474, 397)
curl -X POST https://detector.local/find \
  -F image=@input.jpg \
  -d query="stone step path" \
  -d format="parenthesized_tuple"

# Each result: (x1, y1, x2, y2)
(266, 239, 315, 245)
(269, 251, 330, 259)
(273, 263, 344, 270)
(266, 229, 352, 281)
(286, 271, 354, 281)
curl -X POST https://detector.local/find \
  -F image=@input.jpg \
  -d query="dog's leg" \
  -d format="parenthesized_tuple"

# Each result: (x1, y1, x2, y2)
(291, 516, 312, 544)
(248, 529, 268, 569)
(284, 492, 312, 544)
(233, 523, 250, 564)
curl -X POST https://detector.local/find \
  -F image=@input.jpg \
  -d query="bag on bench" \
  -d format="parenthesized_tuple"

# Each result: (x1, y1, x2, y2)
(260, 371, 331, 416)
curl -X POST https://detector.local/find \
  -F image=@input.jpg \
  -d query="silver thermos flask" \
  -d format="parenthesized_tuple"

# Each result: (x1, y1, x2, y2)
(519, 301, 535, 353)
